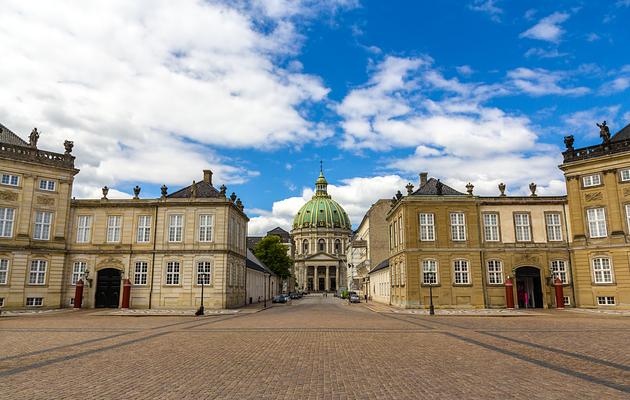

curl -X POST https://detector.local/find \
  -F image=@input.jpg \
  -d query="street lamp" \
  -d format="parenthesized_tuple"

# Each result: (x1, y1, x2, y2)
(196, 272, 206, 316)
(428, 284, 435, 315)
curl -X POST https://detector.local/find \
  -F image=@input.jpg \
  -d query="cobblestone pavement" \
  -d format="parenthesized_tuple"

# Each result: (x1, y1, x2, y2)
(1, 295, 629, 399)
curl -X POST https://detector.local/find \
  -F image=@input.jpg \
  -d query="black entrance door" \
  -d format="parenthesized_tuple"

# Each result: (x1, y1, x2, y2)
(515, 267, 543, 308)
(95, 268, 121, 308)
(318, 277, 325, 291)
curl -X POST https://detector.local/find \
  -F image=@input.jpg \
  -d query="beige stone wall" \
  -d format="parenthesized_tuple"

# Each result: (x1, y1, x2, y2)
(368, 266, 390, 304)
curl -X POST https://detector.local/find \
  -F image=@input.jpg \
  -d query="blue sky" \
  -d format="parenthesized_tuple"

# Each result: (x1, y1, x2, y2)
(1, 0, 629, 234)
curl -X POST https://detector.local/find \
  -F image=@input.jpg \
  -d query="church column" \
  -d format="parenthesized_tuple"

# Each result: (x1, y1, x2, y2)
(335, 266, 339, 291)
(325, 266, 330, 291)
(314, 266, 319, 291)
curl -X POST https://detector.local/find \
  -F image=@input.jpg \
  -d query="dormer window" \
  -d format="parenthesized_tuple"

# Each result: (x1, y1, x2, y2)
(582, 174, 601, 188)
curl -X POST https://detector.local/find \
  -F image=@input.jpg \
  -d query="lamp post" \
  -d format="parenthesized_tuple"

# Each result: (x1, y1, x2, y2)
(428, 284, 435, 315)
(264, 273, 268, 308)
(196, 272, 206, 316)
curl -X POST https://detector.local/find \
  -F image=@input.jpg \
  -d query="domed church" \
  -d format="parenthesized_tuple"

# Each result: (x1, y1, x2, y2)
(291, 167, 351, 292)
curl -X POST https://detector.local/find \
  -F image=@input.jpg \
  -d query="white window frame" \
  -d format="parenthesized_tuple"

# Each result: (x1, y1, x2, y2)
(563, 296, 571, 306)
(453, 259, 470, 285)
(550, 260, 568, 284)
(33, 211, 53, 240)
(483, 213, 500, 242)
(582, 174, 601, 187)
(487, 260, 503, 284)
(107, 215, 122, 243)
(28, 260, 47, 285)
(38, 179, 56, 191)
(545, 213, 563, 241)
(168, 214, 183, 243)
(136, 215, 152, 243)
(398, 216, 403, 246)
(514, 213, 531, 242)
(419, 213, 435, 241)
(620, 168, 630, 182)
(198, 214, 213, 242)
(625, 204, 630, 233)
(597, 296, 615, 305)
(76, 215, 92, 243)
(1, 173, 19, 186)
(197, 261, 212, 285)
(0, 207, 15, 238)
(71, 261, 87, 285)
(450, 212, 466, 241)
(134, 261, 148, 285)
(592, 257, 613, 284)
(0, 259, 9, 284)
(165, 261, 180, 285)
(26, 297, 43, 307)
(422, 259, 438, 285)
(587, 208, 607, 238)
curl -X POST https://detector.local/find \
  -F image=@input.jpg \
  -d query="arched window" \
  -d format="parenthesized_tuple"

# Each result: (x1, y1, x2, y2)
(334, 239, 341, 254)
(318, 239, 325, 252)
(303, 239, 309, 254)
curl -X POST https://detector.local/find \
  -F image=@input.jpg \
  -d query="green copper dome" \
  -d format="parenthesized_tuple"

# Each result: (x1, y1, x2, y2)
(293, 169, 351, 230)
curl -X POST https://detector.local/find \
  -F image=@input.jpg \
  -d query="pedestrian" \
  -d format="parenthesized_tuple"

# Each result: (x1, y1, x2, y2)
(364, 293, 368, 303)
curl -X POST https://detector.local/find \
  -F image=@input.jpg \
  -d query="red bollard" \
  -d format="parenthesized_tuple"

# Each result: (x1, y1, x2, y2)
(554, 277, 565, 309)
(74, 279, 84, 308)
(121, 278, 131, 308)
(505, 277, 514, 309)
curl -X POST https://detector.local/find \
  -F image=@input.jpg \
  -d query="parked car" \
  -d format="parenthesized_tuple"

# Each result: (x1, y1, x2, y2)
(349, 293, 360, 303)
(272, 295, 288, 303)
(289, 292, 300, 299)
(282, 294, 291, 302)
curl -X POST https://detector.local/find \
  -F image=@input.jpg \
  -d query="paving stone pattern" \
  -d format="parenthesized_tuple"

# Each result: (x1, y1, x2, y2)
(0, 295, 629, 399)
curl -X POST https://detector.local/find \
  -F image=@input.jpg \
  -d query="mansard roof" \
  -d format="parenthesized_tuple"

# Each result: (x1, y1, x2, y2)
(368, 259, 389, 274)
(0, 123, 29, 146)
(246, 249, 275, 276)
(167, 180, 222, 199)
(612, 122, 630, 142)
(411, 178, 466, 196)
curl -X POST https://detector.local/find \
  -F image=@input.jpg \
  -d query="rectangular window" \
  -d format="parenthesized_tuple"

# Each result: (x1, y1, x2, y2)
(422, 259, 438, 285)
(620, 169, 630, 182)
(28, 260, 47, 285)
(0, 207, 15, 238)
(582, 174, 601, 187)
(514, 213, 531, 242)
(136, 215, 151, 243)
(587, 208, 607, 238)
(0, 259, 9, 284)
(26, 297, 43, 307)
(550, 260, 568, 284)
(400, 263, 405, 285)
(389, 224, 394, 249)
(134, 261, 148, 285)
(545, 213, 563, 241)
(71, 261, 86, 285)
(563, 296, 571, 306)
(1, 173, 19, 186)
(487, 260, 503, 284)
(166, 261, 180, 285)
(393, 220, 398, 248)
(0, 297, 4, 307)
(450, 213, 466, 241)
(38, 179, 56, 191)
(33, 211, 53, 240)
(453, 260, 470, 285)
(168, 214, 183, 242)
(198, 214, 213, 242)
(107, 215, 122, 243)
(76, 215, 92, 243)
(483, 213, 500, 242)
(419, 213, 435, 241)
(592, 258, 613, 284)
(626, 204, 630, 233)
(597, 296, 615, 305)
(398, 216, 403, 246)
(197, 261, 212, 285)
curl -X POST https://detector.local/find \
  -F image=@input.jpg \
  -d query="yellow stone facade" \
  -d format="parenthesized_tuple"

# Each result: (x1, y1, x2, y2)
(385, 123, 630, 309)
(0, 126, 249, 310)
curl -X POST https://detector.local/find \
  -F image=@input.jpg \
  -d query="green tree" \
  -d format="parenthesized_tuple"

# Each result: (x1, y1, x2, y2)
(253, 235, 293, 279)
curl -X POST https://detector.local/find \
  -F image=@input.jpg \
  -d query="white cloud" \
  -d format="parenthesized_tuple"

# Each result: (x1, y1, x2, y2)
(468, 0, 503, 22)
(0, 0, 349, 196)
(520, 12, 570, 43)
(456, 65, 474, 76)
(586, 33, 600, 42)
(247, 174, 408, 235)
(507, 68, 589, 96)
(562, 106, 621, 138)
(524, 48, 568, 59)
(598, 66, 630, 95)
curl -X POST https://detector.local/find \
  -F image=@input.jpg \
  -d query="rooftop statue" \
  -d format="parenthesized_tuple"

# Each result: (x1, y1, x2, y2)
(596, 121, 611, 144)
(29, 128, 39, 148)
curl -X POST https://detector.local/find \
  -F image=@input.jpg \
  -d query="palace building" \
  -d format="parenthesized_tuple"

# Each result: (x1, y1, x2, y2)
(0, 124, 278, 310)
(291, 169, 351, 292)
(380, 121, 630, 309)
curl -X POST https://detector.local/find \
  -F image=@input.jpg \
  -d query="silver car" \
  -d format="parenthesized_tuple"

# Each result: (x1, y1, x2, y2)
(349, 294, 360, 303)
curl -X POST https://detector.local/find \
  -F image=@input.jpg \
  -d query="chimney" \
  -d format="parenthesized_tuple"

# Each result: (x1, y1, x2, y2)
(419, 172, 428, 187)
(203, 169, 213, 185)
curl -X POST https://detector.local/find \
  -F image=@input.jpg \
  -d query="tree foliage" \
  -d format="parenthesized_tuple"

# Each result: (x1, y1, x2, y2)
(253, 235, 293, 280)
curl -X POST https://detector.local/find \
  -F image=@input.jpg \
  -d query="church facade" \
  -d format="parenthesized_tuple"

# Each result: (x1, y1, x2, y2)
(0, 123, 271, 310)
(291, 169, 352, 292)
